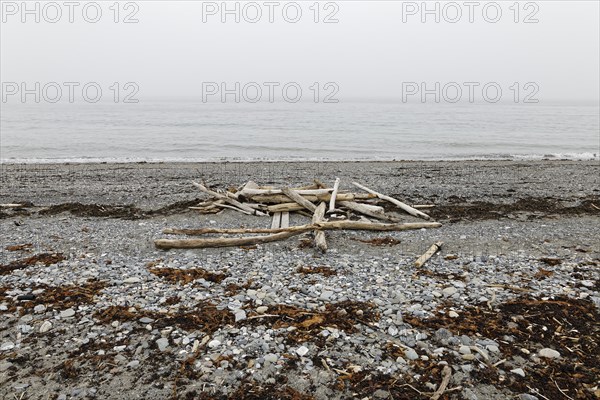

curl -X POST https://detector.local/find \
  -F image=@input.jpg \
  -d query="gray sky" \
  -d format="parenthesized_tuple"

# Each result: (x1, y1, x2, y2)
(1, 0, 599, 101)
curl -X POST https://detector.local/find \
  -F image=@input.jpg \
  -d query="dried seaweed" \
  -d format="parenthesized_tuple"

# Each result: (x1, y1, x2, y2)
(539, 257, 562, 266)
(5, 243, 33, 252)
(94, 300, 235, 335)
(228, 382, 315, 400)
(245, 301, 379, 343)
(0, 253, 65, 275)
(19, 279, 107, 312)
(148, 267, 228, 284)
(225, 279, 254, 295)
(405, 296, 600, 399)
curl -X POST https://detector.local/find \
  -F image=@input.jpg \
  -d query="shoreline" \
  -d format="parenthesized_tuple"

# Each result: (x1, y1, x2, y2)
(1, 153, 599, 165)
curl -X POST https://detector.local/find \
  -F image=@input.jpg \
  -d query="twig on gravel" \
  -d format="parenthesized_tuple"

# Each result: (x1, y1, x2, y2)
(553, 379, 575, 400)
(430, 365, 452, 400)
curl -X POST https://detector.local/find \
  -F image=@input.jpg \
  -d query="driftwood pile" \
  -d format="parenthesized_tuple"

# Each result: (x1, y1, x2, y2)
(154, 179, 442, 253)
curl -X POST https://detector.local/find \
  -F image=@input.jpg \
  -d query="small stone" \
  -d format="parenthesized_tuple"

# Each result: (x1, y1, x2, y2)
(486, 345, 499, 353)
(320, 290, 334, 300)
(0, 361, 12, 372)
(208, 339, 221, 348)
(538, 348, 560, 359)
(127, 360, 140, 368)
(511, 368, 526, 377)
(114, 345, 126, 352)
(462, 354, 476, 361)
(60, 308, 76, 318)
(374, 389, 390, 398)
(459, 345, 471, 354)
(139, 317, 154, 324)
(1, 342, 15, 351)
(519, 394, 539, 400)
(256, 306, 268, 314)
(156, 338, 169, 351)
(296, 346, 309, 357)
(580, 280, 594, 288)
(34, 304, 46, 313)
(448, 311, 459, 318)
(388, 326, 399, 336)
(442, 287, 457, 297)
(404, 348, 419, 360)
(264, 353, 278, 363)
(124, 277, 141, 284)
(234, 310, 247, 322)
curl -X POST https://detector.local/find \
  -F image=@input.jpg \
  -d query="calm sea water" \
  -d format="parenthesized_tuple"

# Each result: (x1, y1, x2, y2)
(1, 100, 598, 163)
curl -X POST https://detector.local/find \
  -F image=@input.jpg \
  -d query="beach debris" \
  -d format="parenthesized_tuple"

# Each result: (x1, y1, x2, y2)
(430, 365, 452, 400)
(5, 243, 33, 252)
(155, 179, 440, 250)
(414, 241, 444, 267)
(0, 253, 65, 275)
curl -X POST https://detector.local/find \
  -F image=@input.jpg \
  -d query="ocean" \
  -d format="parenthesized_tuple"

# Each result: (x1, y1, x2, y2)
(1, 100, 598, 163)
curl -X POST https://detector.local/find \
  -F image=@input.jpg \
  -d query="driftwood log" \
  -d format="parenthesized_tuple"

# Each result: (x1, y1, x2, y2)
(192, 181, 267, 216)
(328, 177, 341, 212)
(312, 202, 328, 252)
(155, 221, 441, 249)
(415, 241, 444, 267)
(352, 181, 431, 220)
(282, 187, 317, 213)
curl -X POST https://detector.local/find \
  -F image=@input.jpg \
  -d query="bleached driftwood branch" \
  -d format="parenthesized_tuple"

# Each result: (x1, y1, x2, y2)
(352, 181, 431, 220)
(192, 181, 267, 216)
(328, 177, 340, 212)
(414, 241, 444, 267)
(156, 221, 441, 249)
(312, 202, 327, 252)
(282, 187, 317, 213)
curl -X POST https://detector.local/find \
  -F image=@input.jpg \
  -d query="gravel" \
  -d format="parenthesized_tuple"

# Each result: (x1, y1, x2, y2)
(0, 160, 599, 399)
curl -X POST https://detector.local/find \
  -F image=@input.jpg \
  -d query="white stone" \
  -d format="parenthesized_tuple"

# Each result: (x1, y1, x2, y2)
(1, 342, 15, 351)
(296, 346, 309, 357)
(60, 308, 75, 318)
(538, 348, 560, 359)
(459, 345, 471, 355)
(208, 339, 221, 348)
(404, 348, 419, 360)
(40, 320, 52, 333)
(264, 353, 278, 363)
(511, 368, 526, 377)
(442, 287, 457, 297)
(234, 310, 247, 322)
(34, 304, 46, 313)
(156, 338, 169, 351)
(256, 306, 268, 314)
(448, 311, 459, 318)
(127, 360, 140, 368)
(124, 277, 141, 284)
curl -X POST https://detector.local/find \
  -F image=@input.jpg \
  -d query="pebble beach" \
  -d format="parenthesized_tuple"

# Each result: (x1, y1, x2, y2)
(1, 160, 599, 400)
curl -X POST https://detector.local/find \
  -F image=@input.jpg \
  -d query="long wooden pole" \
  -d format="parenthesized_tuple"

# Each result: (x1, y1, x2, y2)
(156, 221, 441, 249)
